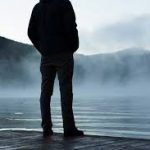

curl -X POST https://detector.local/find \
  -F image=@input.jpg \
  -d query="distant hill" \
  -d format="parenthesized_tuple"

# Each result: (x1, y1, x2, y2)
(0, 36, 36, 59)
(0, 37, 40, 87)
(0, 36, 150, 87)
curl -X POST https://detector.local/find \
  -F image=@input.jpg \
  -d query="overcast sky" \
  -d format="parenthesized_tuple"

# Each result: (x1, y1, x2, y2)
(0, 0, 150, 54)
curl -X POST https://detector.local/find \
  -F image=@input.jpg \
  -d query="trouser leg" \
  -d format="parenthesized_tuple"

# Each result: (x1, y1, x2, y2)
(40, 62, 56, 131)
(57, 56, 76, 132)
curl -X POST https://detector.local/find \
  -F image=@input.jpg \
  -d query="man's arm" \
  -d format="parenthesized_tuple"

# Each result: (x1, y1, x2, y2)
(63, 0, 79, 53)
(28, 4, 40, 50)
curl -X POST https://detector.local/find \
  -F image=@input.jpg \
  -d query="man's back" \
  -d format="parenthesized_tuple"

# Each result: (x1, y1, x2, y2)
(28, 0, 84, 137)
(28, 0, 79, 56)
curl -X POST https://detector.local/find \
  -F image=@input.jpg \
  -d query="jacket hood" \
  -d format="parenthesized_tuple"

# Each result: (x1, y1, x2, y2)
(40, 0, 51, 3)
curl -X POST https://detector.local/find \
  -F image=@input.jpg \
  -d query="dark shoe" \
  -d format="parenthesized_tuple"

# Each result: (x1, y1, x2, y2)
(43, 130, 53, 138)
(64, 128, 84, 137)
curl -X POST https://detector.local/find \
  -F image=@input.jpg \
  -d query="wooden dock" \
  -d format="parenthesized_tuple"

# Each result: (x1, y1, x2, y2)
(0, 130, 150, 150)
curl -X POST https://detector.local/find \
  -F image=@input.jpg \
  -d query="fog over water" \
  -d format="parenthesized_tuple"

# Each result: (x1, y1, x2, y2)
(1, 37, 150, 139)
(0, 37, 150, 98)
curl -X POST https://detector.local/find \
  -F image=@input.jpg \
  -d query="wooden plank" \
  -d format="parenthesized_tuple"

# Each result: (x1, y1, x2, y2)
(0, 131, 150, 150)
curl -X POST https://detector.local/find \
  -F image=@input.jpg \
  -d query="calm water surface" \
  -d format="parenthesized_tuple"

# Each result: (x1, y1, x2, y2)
(0, 96, 150, 139)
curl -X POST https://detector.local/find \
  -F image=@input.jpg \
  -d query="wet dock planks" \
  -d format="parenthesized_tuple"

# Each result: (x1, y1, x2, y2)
(0, 130, 150, 150)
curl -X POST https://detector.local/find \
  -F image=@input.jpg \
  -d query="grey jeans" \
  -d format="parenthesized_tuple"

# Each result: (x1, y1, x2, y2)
(40, 53, 75, 132)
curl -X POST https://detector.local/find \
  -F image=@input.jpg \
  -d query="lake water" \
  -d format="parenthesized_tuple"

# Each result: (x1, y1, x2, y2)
(0, 96, 150, 139)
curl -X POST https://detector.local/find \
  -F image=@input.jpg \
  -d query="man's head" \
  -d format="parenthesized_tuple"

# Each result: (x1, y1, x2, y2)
(40, 0, 50, 2)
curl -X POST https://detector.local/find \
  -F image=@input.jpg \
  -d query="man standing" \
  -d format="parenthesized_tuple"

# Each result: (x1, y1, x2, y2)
(28, 0, 84, 137)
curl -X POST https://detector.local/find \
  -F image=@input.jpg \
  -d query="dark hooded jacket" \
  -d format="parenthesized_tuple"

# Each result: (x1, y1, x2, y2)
(28, 0, 79, 56)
